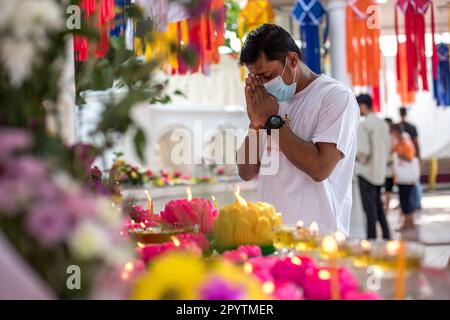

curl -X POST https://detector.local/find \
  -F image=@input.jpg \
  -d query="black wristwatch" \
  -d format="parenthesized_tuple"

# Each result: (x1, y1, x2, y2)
(264, 115, 285, 135)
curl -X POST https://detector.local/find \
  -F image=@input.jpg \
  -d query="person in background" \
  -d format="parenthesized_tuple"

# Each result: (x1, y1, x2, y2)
(391, 124, 417, 231)
(398, 107, 422, 210)
(384, 118, 394, 211)
(356, 94, 391, 240)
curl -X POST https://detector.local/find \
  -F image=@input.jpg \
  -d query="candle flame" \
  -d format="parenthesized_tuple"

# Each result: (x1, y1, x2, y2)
(186, 187, 192, 201)
(360, 240, 371, 251)
(171, 236, 181, 247)
(290, 256, 302, 266)
(322, 235, 338, 254)
(211, 195, 216, 202)
(124, 262, 134, 272)
(318, 269, 331, 280)
(296, 220, 304, 228)
(243, 262, 253, 274)
(233, 185, 248, 207)
(131, 219, 136, 225)
(334, 231, 347, 244)
(137, 242, 145, 248)
(387, 240, 401, 256)
(262, 281, 275, 294)
(144, 190, 152, 203)
(309, 222, 319, 235)
(140, 222, 146, 229)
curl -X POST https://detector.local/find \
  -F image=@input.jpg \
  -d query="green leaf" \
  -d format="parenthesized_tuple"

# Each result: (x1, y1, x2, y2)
(133, 128, 146, 162)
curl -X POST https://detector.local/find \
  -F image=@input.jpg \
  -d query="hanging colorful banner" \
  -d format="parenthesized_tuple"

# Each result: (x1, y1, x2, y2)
(434, 43, 450, 107)
(395, 0, 438, 93)
(74, 0, 116, 61)
(346, 0, 381, 112)
(291, 0, 328, 74)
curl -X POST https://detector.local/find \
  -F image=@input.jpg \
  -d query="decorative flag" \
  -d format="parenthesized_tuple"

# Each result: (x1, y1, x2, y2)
(74, 0, 116, 61)
(395, 0, 438, 92)
(291, 0, 328, 74)
(346, 0, 381, 112)
(134, 0, 225, 75)
(434, 44, 450, 107)
(397, 43, 416, 105)
(237, 0, 275, 79)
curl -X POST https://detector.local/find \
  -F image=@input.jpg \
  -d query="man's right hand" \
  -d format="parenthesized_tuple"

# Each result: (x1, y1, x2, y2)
(245, 76, 264, 130)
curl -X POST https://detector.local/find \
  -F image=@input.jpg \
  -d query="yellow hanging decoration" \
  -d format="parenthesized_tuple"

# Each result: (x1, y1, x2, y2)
(237, 0, 276, 80)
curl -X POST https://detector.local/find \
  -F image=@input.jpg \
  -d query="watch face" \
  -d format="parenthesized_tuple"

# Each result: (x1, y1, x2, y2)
(271, 116, 282, 127)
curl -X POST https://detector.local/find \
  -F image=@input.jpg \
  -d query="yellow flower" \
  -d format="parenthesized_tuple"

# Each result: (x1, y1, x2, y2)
(133, 253, 206, 300)
(130, 171, 138, 179)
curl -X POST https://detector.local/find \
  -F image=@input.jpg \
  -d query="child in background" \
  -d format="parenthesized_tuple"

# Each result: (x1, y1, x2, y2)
(391, 124, 416, 231)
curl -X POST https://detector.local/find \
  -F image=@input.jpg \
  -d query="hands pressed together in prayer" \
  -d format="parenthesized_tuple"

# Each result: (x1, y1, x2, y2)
(245, 75, 279, 130)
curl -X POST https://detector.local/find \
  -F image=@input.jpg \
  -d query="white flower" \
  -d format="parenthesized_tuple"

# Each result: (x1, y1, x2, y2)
(102, 244, 134, 267)
(0, 37, 34, 86)
(52, 171, 79, 194)
(0, 0, 16, 30)
(96, 198, 124, 228)
(69, 220, 110, 260)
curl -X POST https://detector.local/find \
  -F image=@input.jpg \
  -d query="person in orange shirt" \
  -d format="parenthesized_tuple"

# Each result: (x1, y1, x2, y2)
(391, 124, 416, 231)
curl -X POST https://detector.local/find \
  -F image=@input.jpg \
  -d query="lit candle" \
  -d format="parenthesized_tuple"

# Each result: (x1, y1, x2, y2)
(171, 236, 181, 247)
(186, 186, 192, 201)
(233, 185, 247, 207)
(394, 241, 406, 300)
(211, 195, 218, 209)
(144, 190, 154, 222)
(296, 220, 304, 228)
(321, 235, 340, 300)
(309, 222, 319, 237)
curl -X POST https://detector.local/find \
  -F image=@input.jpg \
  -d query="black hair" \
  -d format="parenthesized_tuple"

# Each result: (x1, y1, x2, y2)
(238, 24, 302, 65)
(399, 106, 407, 117)
(385, 118, 393, 124)
(391, 123, 403, 134)
(356, 94, 373, 110)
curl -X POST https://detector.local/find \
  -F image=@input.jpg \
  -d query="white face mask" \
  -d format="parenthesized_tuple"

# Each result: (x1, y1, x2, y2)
(263, 57, 297, 102)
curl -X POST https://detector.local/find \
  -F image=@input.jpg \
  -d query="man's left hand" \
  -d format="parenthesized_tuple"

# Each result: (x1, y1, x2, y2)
(248, 76, 279, 127)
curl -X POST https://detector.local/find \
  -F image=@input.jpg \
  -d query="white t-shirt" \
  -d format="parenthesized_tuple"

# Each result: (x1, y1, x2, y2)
(256, 75, 360, 235)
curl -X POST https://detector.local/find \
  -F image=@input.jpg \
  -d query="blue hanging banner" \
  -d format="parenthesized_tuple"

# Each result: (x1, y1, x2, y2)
(291, 0, 328, 74)
(434, 44, 450, 107)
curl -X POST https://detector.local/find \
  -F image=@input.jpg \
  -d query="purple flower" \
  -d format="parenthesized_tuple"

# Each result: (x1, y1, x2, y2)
(3, 156, 46, 182)
(200, 278, 245, 300)
(26, 200, 76, 247)
(0, 128, 32, 159)
(0, 178, 34, 214)
(64, 191, 97, 219)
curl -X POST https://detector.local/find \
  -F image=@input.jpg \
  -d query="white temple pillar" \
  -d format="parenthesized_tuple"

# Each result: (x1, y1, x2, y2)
(327, 0, 349, 86)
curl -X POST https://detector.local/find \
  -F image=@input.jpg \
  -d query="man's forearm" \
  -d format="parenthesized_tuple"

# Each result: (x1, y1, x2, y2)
(236, 128, 261, 181)
(277, 126, 339, 182)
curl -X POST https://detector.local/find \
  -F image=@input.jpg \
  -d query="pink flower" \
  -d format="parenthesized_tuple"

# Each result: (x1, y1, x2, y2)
(237, 245, 262, 258)
(146, 170, 154, 178)
(302, 266, 359, 300)
(160, 199, 197, 226)
(222, 250, 250, 264)
(4, 156, 46, 182)
(247, 256, 279, 282)
(343, 290, 381, 300)
(177, 233, 210, 252)
(173, 170, 181, 178)
(216, 167, 225, 175)
(189, 198, 218, 233)
(271, 255, 316, 287)
(26, 200, 76, 247)
(0, 178, 35, 214)
(273, 281, 304, 300)
(137, 239, 202, 264)
(0, 128, 32, 158)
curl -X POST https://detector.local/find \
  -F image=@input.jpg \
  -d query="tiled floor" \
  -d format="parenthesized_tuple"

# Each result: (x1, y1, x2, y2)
(387, 189, 450, 269)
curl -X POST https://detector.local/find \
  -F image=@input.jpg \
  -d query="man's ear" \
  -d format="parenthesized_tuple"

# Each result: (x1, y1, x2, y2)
(287, 52, 299, 67)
